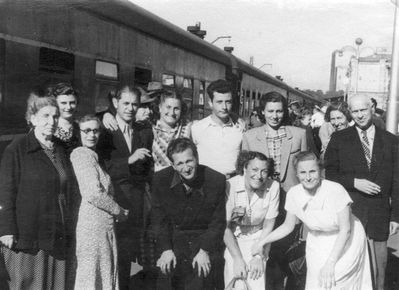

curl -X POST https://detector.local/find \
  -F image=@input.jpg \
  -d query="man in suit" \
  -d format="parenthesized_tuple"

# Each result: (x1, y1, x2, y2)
(97, 85, 153, 290)
(325, 95, 399, 290)
(242, 92, 307, 290)
(151, 138, 226, 290)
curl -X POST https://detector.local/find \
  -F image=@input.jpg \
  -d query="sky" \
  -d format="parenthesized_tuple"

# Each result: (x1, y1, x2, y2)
(130, 0, 397, 92)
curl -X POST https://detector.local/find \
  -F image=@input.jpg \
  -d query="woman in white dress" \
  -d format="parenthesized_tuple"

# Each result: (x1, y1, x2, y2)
(224, 151, 280, 289)
(252, 151, 372, 290)
(70, 115, 129, 290)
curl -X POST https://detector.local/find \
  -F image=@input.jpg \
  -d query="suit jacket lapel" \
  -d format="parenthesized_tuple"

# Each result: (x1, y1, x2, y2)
(371, 128, 384, 178)
(255, 126, 269, 156)
(113, 128, 130, 155)
(280, 127, 293, 180)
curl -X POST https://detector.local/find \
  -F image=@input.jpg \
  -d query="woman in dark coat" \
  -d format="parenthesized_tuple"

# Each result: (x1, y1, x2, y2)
(0, 92, 75, 289)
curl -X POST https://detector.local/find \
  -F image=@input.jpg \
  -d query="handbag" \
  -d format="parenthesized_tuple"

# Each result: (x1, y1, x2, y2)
(284, 223, 307, 277)
(225, 277, 252, 290)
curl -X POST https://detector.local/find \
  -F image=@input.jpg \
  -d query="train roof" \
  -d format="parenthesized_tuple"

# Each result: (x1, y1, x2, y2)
(4, 0, 321, 104)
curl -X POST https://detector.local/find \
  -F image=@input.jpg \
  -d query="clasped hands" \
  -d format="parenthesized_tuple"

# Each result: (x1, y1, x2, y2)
(0, 235, 15, 248)
(157, 248, 211, 277)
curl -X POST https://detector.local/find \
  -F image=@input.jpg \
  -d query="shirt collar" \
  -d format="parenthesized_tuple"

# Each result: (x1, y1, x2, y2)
(170, 169, 204, 196)
(154, 120, 180, 133)
(355, 124, 375, 137)
(115, 114, 131, 133)
(207, 115, 234, 128)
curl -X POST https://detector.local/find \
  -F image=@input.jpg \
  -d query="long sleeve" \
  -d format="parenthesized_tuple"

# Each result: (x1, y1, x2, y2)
(150, 174, 173, 253)
(0, 144, 19, 236)
(199, 181, 227, 253)
(71, 147, 121, 216)
(390, 137, 399, 223)
(324, 134, 355, 190)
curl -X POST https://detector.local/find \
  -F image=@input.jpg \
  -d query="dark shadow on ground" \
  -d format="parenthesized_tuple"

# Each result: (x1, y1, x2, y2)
(385, 247, 399, 290)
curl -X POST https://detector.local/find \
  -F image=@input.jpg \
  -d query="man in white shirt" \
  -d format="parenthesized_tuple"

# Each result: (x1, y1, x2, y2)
(191, 79, 245, 178)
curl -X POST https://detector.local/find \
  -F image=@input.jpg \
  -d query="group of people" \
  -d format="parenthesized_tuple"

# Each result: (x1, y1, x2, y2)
(0, 79, 397, 290)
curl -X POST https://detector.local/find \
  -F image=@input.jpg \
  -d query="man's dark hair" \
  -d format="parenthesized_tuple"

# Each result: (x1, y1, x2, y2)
(167, 137, 198, 163)
(114, 85, 141, 103)
(371, 98, 377, 108)
(259, 91, 290, 125)
(206, 79, 232, 101)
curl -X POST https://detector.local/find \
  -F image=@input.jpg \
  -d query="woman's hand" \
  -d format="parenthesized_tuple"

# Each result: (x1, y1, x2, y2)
(318, 259, 336, 289)
(233, 257, 248, 279)
(116, 208, 129, 223)
(251, 242, 263, 256)
(248, 255, 264, 280)
(103, 112, 118, 131)
(0, 235, 14, 248)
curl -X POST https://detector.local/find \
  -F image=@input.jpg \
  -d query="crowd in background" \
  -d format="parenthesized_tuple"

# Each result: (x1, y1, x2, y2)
(0, 79, 397, 290)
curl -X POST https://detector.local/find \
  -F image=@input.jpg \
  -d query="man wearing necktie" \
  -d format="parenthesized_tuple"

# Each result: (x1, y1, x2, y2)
(150, 138, 226, 290)
(97, 85, 153, 290)
(325, 95, 399, 290)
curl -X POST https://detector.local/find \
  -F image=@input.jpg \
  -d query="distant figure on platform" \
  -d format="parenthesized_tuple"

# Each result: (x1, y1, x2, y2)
(151, 138, 226, 290)
(325, 95, 399, 290)
(370, 97, 385, 129)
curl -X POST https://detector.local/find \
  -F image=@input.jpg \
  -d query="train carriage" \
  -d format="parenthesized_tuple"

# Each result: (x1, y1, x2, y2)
(0, 0, 321, 155)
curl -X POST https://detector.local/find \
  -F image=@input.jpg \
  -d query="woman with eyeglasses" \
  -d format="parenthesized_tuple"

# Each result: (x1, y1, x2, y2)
(70, 114, 129, 290)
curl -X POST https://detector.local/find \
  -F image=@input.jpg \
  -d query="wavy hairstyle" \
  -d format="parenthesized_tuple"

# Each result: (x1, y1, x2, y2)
(236, 150, 274, 177)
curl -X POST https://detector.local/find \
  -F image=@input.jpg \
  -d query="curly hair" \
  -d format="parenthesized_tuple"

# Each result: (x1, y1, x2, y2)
(324, 102, 352, 123)
(25, 92, 59, 126)
(46, 82, 79, 102)
(259, 91, 290, 126)
(235, 150, 274, 176)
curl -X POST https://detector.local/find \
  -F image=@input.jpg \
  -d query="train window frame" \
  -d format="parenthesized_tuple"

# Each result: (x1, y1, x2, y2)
(162, 73, 175, 87)
(39, 47, 75, 74)
(95, 60, 119, 81)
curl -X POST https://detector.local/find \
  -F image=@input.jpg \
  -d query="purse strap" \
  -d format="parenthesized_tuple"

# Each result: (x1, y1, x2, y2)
(225, 277, 252, 290)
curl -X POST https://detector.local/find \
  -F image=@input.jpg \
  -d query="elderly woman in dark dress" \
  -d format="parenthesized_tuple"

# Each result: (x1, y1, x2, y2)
(0, 92, 75, 289)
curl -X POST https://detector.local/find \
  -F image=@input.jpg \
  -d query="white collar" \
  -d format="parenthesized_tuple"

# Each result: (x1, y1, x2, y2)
(115, 114, 131, 133)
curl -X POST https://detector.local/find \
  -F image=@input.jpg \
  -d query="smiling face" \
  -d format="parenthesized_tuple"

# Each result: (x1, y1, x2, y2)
(349, 97, 372, 130)
(159, 97, 182, 127)
(31, 105, 59, 138)
(172, 148, 198, 182)
(56, 94, 77, 121)
(296, 159, 321, 194)
(264, 101, 284, 129)
(244, 158, 269, 191)
(209, 92, 233, 121)
(330, 109, 349, 131)
(79, 120, 101, 149)
(113, 91, 139, 123)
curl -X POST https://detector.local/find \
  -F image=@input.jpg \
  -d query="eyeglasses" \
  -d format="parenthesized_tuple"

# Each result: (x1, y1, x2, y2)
(80, 128, 100, 134)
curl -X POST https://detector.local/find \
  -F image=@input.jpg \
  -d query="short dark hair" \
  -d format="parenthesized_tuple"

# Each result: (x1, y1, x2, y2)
(114, 85, 141, 103)
(324, 102, 352, 123)
(46, 82, 79, 102)
(236, 150, 274, 176)
(293, 151, 322, 171)
(167, 137, 198, 163)
(206, 79, 232, 101)
(259, 91, 290, 125)
(371, 98, 377, 108)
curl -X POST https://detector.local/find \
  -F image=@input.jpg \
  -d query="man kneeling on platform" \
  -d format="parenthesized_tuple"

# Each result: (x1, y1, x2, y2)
(150, 137, 226, 290)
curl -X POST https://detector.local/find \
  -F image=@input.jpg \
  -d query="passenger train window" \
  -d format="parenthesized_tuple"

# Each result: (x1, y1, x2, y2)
(39, 47, 74, 74)
(135, 67, 152, 87)
(182, 77, 194, 121)
(162, 74, 175, 87)
(95, 60, 118, 80)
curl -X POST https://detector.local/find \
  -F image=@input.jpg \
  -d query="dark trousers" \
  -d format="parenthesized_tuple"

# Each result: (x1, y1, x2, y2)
(156, 255, 221, 290)
(115, 184, 145, 290)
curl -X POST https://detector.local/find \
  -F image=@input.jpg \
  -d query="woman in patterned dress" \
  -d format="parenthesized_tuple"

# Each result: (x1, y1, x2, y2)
(70, 115, 129, 290)
(224, 151, 279, 290)
(252, 152, 372, 290)
(47, 83, 80, 155)
(0, 92, 75, 289)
